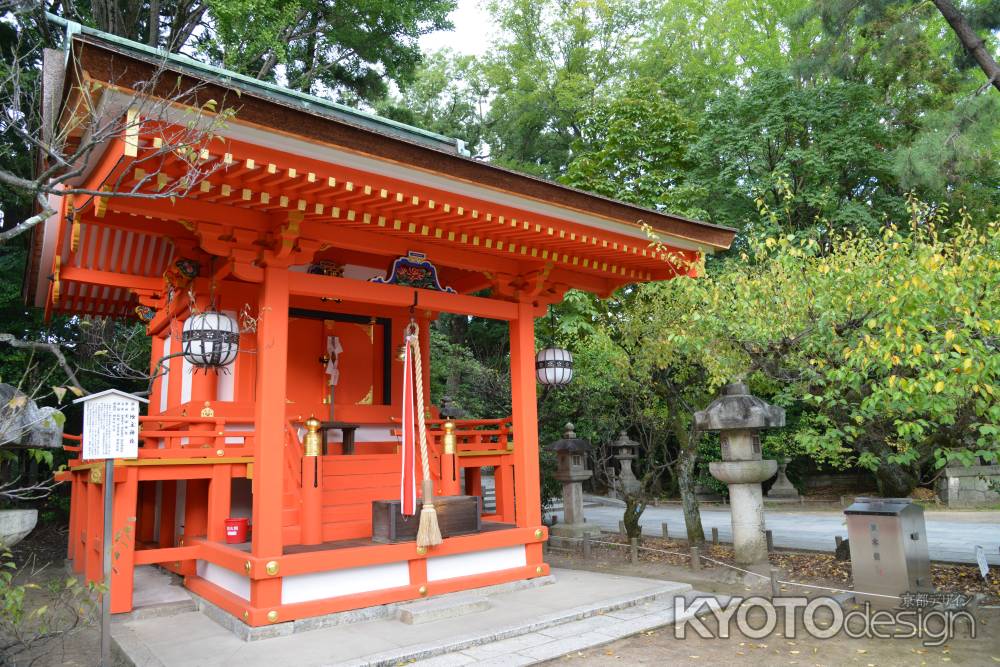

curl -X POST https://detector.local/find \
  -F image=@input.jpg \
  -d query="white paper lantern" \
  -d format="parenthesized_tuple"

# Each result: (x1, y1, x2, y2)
(181, 310, 240, 371)
(535, 347, 574, 386)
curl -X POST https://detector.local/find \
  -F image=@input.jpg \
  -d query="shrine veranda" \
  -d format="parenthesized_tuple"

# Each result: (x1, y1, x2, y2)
(30, 22, 735, 627)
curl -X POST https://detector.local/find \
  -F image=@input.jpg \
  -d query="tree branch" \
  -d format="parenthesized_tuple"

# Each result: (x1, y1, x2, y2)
(931, 0, 1000, 93)
(0, 334, 87, 395)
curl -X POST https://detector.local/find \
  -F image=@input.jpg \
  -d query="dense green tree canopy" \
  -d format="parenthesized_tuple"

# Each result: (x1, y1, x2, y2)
(21, 0, 455, 102)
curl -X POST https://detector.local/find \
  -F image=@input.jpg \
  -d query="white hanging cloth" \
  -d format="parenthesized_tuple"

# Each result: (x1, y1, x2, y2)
(325, 336, 343, 386)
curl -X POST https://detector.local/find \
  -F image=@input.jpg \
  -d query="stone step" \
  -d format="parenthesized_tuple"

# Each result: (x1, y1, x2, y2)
(344, 578, 694, 666)
(397, 594, 492, 625)
(404, 589, 727, 666)
(112, 569, 698, 667)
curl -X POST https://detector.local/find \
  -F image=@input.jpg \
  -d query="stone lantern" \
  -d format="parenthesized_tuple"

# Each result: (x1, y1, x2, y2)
(612, 430, 641, 497)
(767, 458, 800, 501)
(694, 382, 785, 565)
(547, 423, 601, 539)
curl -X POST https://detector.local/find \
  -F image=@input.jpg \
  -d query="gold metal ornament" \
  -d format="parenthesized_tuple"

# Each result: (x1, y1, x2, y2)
(534, 529, 544, 539)
(535, 566, 543, 575)
(200, 402, 215, 418)
(443, 421, 456, 455)
(416, 546, 427, 555)
(303, 416, 322, 457)
(242, 611, 250, 621)
(244, 560, 252, 575)
(266, 610, 278, 623)
(265, 560, 279, 576)
(418, 585, 428, 597)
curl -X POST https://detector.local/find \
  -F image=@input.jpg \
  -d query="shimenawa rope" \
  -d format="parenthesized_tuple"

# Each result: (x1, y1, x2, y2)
(406, 322, 442, 548)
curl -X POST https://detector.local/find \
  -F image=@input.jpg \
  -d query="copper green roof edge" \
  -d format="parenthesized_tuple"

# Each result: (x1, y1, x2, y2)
(45, 12, 471, 157)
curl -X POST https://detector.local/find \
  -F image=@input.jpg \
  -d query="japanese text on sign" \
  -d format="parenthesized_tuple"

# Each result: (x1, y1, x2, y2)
(82, 396, 140, 459)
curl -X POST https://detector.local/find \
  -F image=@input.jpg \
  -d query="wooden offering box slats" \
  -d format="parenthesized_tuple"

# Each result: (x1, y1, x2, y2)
(371, 495, 481, 543)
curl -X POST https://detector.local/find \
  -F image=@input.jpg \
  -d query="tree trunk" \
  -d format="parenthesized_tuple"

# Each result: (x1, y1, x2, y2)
(147, 0, 160, 46)
(676, 443, 705, 545)
(622, 494, 646, 542)
(874, 458, 919, 497)
(931, 0, 1000, 92)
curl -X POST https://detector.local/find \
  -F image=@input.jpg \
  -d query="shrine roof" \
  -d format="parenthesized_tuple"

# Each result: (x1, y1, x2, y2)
(45, 14, 469, 157)
(26, 17, 737, 319)
(46, 15, 735, 250)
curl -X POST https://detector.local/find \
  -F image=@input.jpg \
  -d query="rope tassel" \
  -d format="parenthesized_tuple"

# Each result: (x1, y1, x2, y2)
(405, 325, 442, 548)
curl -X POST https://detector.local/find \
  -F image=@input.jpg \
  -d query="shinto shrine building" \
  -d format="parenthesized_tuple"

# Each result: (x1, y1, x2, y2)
(27, 22, 735, 627)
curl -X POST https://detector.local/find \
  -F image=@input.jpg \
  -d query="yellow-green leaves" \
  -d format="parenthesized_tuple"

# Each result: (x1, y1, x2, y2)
(625, 210, 999, 475)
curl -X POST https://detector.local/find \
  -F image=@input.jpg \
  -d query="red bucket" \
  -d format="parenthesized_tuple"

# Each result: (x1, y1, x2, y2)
(224, 517, 249, 544)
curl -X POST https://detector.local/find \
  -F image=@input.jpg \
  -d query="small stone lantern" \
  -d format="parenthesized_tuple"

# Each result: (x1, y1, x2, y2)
(767, 457, 800, 501)
(547, 423, 601, 539)
(612, 430, 641, 497)
(695, 382, 785, 565)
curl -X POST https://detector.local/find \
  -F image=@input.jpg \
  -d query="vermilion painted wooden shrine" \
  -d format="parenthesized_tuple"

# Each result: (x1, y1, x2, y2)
(28, 26, 735, 627)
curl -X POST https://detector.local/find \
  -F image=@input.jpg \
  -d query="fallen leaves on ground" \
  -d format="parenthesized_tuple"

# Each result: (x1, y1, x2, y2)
(576, 534, 999, 603)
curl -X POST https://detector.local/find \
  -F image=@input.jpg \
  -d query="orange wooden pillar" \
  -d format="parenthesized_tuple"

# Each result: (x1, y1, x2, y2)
(464, 467, 482, 499)
(250, 267, 289, 615)
(158, 480, 177, 549)
(73, 473, 89, 573)
(166, 320, 184, 410)
(438, 421, 461, 497)
(183, 480, 209, 542)
(147, 334, 165, 421)
(300, 418, 324, 545)
(85, 475, 103, 581)
(494, 465, 516, 523)
(67, 472, 80, 560)
(136, 482, 156, 544)
(207, 465, 232, 541)
(184, 297, 219, 543)
(110, 465, 140, 613)
(509, 300, 545, 569)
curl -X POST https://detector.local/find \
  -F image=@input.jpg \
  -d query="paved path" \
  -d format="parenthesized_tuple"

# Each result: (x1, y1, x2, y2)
(114, 569, 698, 667)
(555, 503, 1000, 565)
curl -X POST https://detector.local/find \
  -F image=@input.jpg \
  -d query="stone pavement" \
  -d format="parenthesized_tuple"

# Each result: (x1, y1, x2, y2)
(557, 503, 1000, 565)
(113, 568, 700, 666)
(407, 589, 718, 666)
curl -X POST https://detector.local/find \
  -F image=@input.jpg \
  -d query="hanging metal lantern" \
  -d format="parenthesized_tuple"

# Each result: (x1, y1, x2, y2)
(181, 310, 240, 372)
(535, 347, 574, 386)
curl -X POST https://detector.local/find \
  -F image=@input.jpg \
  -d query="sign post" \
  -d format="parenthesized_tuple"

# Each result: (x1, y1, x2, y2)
(73, 390, 146, 667)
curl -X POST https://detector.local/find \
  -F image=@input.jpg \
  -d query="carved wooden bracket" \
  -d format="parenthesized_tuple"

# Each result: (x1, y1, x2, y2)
(486, 264, 569, 309)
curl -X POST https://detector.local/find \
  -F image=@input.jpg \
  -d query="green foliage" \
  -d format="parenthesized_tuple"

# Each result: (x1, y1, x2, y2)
(202, 0, 456, 100)
(688, 71, 903, 233)
(633, 201, 1000, 494)
(478, 0, 648, 176)
(428, 327, 509, 419)
(895, 93, 1000, 218)
(0, 548, 98, 664)
(377, 50, 489, 153)
(562, 77, 703, 216)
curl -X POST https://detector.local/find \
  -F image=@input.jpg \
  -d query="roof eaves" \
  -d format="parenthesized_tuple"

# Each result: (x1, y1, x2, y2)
(45, 12, 470, 157)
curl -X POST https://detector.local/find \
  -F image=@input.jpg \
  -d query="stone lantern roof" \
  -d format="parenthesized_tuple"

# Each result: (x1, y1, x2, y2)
(694, 382, 785, 432)
(546, 423, 592, 453)
(612, 430, 637, 451)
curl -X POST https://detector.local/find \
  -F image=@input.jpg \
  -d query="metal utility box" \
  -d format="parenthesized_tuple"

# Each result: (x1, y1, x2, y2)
(844, 497, 932, 608)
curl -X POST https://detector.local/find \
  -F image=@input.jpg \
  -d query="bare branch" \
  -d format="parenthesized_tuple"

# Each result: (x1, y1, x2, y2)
(0, 28, 239, 241)
(0, 334, 86, 395)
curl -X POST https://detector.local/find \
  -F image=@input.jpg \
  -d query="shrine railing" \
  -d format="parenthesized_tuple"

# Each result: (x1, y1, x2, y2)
(63, 415, 256, 465)
(425, 417, 514, 458)
(136, 415, 255, 459)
